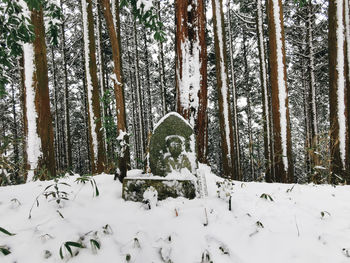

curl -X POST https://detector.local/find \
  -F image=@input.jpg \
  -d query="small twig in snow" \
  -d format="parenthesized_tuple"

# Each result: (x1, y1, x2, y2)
(204, 208, 208, 226)
(295, 215, 300, 237)
(249, 230, 259, 237)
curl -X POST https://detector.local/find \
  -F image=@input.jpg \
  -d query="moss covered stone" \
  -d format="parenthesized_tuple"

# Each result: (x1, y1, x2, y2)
(122, 178, 196, 201)
(149, 112, 197, 177)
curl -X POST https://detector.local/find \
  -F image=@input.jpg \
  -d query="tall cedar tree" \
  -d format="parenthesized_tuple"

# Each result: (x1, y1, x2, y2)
(267, 0, 294, 183)
(227, 0, 242, 180)
(60, 0, 73, 170)
(82, 0, 106, 174)
(157, 2, 167, 116)
(347, 0, 350, 179)
(329, 0, 349, 183)
(175, 0, 208, 163)
(99, 0, 130, 180)
(211, 0, 236, 179)
(23, 6, 56, 179)
(256, 0, 273, 182)
(305, 0, 320, 182)
(132, 18, 146, 162)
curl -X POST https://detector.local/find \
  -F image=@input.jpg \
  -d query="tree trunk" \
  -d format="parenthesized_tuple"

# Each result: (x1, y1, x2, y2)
(51, 47, 61, 171)
(211, 0, 236, 179)
(132, 19, 146, 163)
(96, 0, 111, 169)
(19, 54, 27, 178)
(256, 0, 272, 182)
(242, 32, 255, 180)
(60, 0, 73, 171)
(344, 0, 350, 180)
(10, 84, 19, 165)
(126, 35, 138, 166)
(22, 6, 56, 180)
(301, 58, 312, 177)
(267, 0, 294, 183)
(175, 0, 208, 163)
(82, 0, 106, 174)
(157, 2, 167, 116)
(329, 0, 349, 183)
(99, 0, 130, 180)
(143, 30, 153, 134)
(82, 72, 91, 173)
(306, 0, 320, 181)
(227, 0, 242, 180)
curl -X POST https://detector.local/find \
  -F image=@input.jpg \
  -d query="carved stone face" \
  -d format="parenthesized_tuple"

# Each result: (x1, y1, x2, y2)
(166, 137, 183, 159)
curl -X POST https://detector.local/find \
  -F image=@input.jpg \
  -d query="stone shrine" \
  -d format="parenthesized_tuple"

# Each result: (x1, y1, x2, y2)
(149, 112, 197, 177)
(122, 112, 199, 202)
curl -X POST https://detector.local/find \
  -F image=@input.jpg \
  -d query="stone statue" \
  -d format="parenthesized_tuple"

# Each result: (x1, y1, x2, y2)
(149, 112, 197, 177)
(164, 135, 192, 174)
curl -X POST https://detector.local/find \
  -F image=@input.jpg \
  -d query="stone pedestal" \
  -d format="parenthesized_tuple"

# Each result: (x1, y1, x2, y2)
(122, 177, 196, 202)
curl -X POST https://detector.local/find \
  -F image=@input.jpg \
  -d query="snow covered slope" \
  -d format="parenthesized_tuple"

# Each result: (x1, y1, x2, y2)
(1, 167, 350, 263)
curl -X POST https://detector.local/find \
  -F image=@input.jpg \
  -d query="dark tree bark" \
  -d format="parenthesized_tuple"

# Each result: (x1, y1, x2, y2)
(305, 0, 320, 182)
(99, 0, 130, 180)
(143, 30, 153, 134)
(10, 84, 19, 165)
(227, 0, 242, 180)
(211, 0, 236, 179)
(256, 0, 272, 182)
(51, 47, 61, 171)
(157, 2, 167, 116)
(132, 19, 146, 163)
(242, 31, 255, 180)
(26, 7, 56, 179)
(82, 0, 106, 174)
(267, 0, 294, 183)
(344, 0, 350, 181)
(19, 54, 27, 179)
(329, 0, 349, 183)
(175, 0, 208, 163)
(60, 0, 73, 171)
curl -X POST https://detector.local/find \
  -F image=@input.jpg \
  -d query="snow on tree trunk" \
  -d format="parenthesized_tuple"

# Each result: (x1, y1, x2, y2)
(23, 43, 41, 181)
(126, 35, 138, 167)
(82, 0, 106, 174)
(95, 0, 108, 167)
(344, 0, 350, 178)
(21, 4, 56, 180)
(267, 0, 294, 183)
(211, 0, 236, 179)
(99, 0, 130, 180)
(175, 0, 208, 164)
(256, 0, 272, 182)
(329, 0, 349, 182)
(227, 0, 242, 181)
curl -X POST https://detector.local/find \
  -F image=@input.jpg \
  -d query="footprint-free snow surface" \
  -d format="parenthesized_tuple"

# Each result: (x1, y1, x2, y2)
(1, 165, 350, 263)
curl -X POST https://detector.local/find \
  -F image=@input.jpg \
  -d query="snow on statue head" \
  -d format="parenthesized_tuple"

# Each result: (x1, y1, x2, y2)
(149, 112, 198, 177)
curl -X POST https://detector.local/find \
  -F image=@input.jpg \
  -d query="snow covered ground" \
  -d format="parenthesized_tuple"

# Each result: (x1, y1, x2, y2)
(1, 166, 350, 263)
